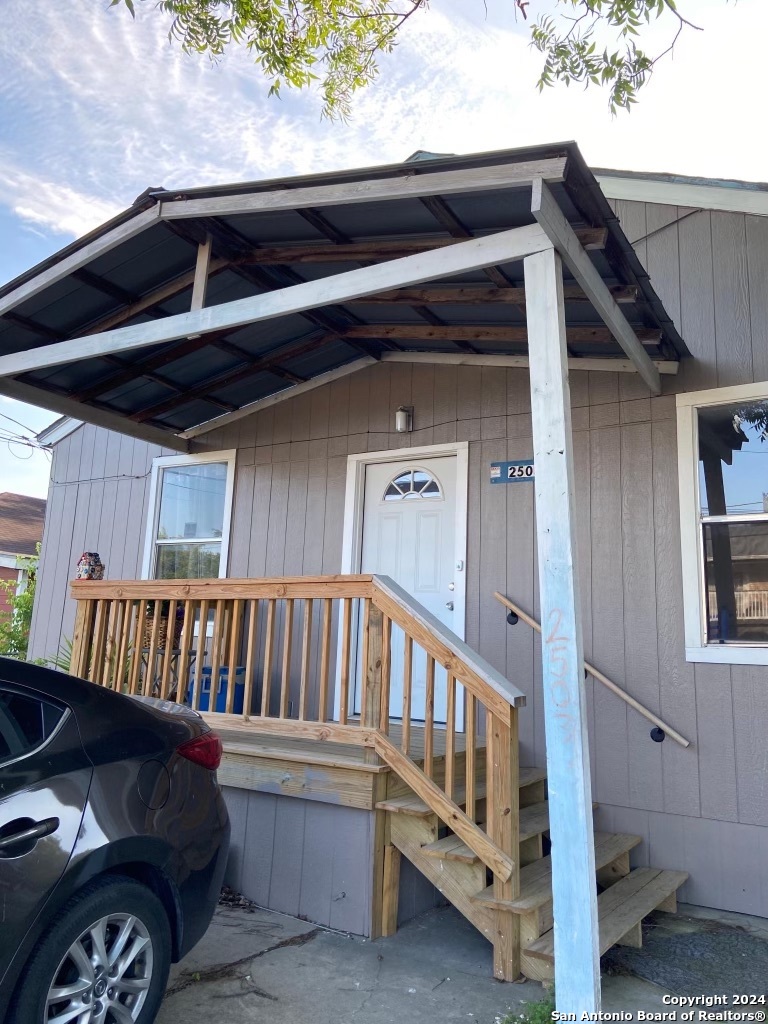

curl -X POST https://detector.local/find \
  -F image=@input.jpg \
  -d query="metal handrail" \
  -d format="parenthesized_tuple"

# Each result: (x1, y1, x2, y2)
(493, 592, 690, 749)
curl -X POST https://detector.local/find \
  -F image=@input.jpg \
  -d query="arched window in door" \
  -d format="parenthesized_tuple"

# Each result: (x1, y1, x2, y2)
(383, 468, 442, 501)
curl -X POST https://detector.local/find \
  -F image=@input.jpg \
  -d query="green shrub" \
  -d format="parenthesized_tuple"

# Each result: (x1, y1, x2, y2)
(0, 549, 38, 660)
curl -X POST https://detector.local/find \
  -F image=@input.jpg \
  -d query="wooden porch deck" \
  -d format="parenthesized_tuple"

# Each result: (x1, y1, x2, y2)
(213, 720, 476, 810)
(69, 574, 689, 982)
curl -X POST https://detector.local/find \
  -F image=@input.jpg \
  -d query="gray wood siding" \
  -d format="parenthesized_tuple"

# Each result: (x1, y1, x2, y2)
(29, 198, 768, 918)
(27, 426, 175, 664)
(222, 787, 383, 935)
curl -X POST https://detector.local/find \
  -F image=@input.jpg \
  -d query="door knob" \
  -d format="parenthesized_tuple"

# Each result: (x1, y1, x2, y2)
(445, 601, 454, 611)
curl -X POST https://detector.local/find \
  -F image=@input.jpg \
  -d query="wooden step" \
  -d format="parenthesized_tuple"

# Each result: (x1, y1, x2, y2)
(422, 832, 480, 863)
(519, 801, 550, 843)
(473, 832, 641, 912)
(421, 799, 553, 865)
(375, 765, 546, 817)
(523, 867, 689, 965)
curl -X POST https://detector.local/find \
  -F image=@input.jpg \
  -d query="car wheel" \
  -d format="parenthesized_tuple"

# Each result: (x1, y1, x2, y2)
(10, 875, 172, 1024)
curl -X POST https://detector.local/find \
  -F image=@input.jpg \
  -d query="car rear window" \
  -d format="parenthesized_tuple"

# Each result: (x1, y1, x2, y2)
(0, 688, 66, 762)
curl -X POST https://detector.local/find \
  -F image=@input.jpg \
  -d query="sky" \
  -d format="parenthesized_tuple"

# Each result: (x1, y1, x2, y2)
(1, 0, 767, 499)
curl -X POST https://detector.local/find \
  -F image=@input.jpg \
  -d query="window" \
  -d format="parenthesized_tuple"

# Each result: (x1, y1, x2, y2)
(0, 688, 66, 764)
(678, 384, 768, 664)
(143, 452, 236, 580)
(383, 468, 442, 501)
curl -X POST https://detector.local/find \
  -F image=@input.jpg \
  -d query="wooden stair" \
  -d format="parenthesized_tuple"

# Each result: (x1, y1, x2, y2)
(376, 765, 547, 818)
(472, 831, 642, 911)
(420, 802, 551, 863)
(377, 765, 689, 984)
(524, 868, 689, 974)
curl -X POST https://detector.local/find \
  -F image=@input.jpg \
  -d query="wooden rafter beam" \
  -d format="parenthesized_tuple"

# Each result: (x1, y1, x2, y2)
(2, 311, 62, 341)
(180, 356, 378, 438)
(338, 324, 662, 346)
(97, 353, 237, 412)
(234, 228, 606, 265)
(72, 268, 138, 305)
(0, 223, 551, 378)
(70, 331, 231, 402)
(531, 179, 662, 394)
(129, 332, 338, 423)
(211, 337, 306, 384)
(381, 351, 679, 374)
(295, 207, 350, 245)
(420, 194, 519, 293)
(347, 284, 638, 305)
(0, 375, 191, 452)
(171, 217, 383, 358)
(81, 258, 230, 336)
(293, 204, 474, 353)
(159, 157, 568, 221)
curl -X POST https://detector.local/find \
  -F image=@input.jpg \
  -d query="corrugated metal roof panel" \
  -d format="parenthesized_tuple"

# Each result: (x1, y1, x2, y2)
(0, 142, 689, 441)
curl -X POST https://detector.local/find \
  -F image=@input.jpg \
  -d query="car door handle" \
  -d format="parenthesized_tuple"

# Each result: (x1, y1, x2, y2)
(0, 817, 60, 853)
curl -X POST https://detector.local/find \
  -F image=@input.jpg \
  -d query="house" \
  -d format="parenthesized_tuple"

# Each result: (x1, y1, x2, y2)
(2, 143, 767, 1001)
(0, 492, 46, 617)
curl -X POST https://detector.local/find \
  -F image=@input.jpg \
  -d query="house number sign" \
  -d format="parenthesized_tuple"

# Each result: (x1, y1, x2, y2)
(490, 459, 535, 483)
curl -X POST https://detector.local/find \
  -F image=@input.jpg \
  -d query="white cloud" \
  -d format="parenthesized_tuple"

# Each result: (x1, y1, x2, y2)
(0, 164, 122, 237)
(2, 0, 766, 243)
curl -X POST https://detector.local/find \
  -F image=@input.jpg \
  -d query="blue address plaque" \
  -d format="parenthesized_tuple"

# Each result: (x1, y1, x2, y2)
(490, 459, 535, 484)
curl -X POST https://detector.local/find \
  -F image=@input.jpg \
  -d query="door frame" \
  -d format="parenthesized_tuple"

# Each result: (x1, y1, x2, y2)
(337, 441, 469, 721)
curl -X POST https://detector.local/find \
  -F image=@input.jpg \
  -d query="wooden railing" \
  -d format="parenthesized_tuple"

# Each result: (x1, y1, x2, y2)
(69, 574, 526, 890)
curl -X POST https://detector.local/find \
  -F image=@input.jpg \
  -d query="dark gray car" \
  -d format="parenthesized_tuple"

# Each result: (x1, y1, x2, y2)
(0, 657, 230, 1024)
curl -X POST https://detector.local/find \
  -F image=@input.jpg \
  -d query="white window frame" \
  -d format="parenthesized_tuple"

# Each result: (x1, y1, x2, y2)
(141, 450, 236, 580)
(677, 381, 768, 665)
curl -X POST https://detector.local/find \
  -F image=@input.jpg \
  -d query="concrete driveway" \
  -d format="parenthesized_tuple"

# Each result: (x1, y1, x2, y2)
(157, 903, 672, 1024)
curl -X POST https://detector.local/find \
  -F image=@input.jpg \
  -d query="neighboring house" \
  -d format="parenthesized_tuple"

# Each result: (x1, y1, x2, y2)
(0, 491, 46, 616)
(2, 144, 767, 988)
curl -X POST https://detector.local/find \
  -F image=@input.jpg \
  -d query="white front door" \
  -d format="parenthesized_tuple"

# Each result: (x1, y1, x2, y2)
(356, 455, 462, 724)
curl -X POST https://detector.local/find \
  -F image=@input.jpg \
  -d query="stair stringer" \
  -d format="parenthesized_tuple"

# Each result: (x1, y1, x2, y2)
(389, 814, 500, 944)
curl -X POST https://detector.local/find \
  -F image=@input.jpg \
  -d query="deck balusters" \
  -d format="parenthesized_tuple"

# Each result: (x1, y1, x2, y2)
(445, 672, 456, 800)
(189, 599, 208, 710)
(424, 655, 435, 779)
(128, 601, 147, 696)
(175, 599, 194, 705)
(379, 614, 392, 733)
(242, 598, 259, 721)
(261, 599, 276, 716)
(298, 598, 313, 720)
(318, 598, 332, 722)
(339, 597, 352, 724)
(465, 693, 477, 821)
(401, 635, 413, 755)
(225, 599, 243, 713)
(279, 598, 295, 718)
(115, 600, 133, 693)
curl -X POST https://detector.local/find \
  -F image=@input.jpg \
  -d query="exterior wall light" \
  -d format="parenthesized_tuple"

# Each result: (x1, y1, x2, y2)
(395, 406, 413, 433)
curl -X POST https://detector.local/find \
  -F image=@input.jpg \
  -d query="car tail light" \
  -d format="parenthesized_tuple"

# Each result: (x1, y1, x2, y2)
(177, 732, 223, 770)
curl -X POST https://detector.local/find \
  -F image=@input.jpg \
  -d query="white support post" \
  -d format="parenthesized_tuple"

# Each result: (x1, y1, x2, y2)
(524, 246, 600, 1013)
(190, 234, 213, 311)
(188, 234, 212, 340)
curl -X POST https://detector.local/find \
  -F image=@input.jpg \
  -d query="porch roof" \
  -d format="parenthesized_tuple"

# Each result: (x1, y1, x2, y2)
(0, 142, 688, 450)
